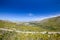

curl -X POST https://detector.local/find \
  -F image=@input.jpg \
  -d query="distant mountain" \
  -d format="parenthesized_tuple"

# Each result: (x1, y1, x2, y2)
(0, 20, 44, 32)
(0, 16, 60, 32)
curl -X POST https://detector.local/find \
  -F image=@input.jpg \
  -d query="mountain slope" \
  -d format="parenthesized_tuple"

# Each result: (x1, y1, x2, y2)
(29, 16, 60, 31)
(0, 20, 44, 32)
(0, 16, 60, 32)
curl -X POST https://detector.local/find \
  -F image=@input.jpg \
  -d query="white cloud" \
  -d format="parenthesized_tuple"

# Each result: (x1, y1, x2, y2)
(28, 13, 33, 16)
(31, 14, 60, 21)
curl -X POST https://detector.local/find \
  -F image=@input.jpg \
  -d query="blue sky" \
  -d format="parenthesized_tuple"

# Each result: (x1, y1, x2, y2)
(0, 0, 60, 22)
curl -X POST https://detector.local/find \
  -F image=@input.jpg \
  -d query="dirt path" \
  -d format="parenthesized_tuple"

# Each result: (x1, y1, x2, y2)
(0, 28, 60, 34)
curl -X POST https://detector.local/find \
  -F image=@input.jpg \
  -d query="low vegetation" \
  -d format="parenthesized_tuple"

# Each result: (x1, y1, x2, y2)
(0, 30, 60, 40)
(0, 16, 60, 40)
